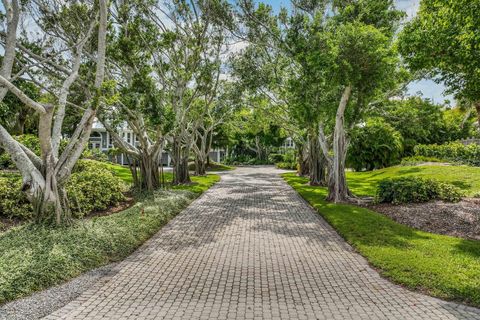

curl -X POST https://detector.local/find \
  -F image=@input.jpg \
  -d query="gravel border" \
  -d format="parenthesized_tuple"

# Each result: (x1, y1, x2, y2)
(0, 263, 119, 320)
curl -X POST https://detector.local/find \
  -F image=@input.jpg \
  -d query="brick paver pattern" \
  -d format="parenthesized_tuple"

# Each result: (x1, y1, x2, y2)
(45, 167, 480, 320)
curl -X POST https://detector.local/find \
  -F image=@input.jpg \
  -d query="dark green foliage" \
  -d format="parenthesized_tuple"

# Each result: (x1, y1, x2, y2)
(374, 98, 475, 157)
(0, 161, 126, 220)
(0, 174, 32, 219)
(268, 153, 284, 163)
(414, 142, 480, 166)
(347, 118, 403, 171)
(67, 160, 127, 217)
(376, 176, 463, 204)
(0, 135, 40, 169)
(224, 155, 273, 165)
(398, 0, 480, 104)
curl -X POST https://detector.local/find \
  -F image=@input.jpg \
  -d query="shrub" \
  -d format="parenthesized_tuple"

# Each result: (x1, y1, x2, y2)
(268, 153, 284, 163)
(283, 150, 296, 163)
(0, 176, 32, 219)
(67, 160, 126, 217)
(81, 148, 109, 162)
(347, 118, 403, 171)
(414, 142, 480, 166)
(0, 160, 126, 220)
(275, 162, 297, 170)
(376, 176, 463, 204)
(0, 135, 40, 169)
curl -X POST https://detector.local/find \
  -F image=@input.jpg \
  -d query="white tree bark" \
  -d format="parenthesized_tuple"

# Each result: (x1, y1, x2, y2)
(0, 0, 19, 100)
(317, 86, 353, 203)
(0, 0, 109, 224)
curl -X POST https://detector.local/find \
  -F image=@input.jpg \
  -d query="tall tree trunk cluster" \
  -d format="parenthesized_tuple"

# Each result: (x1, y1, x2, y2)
(172, 134, 192, 185)
(318, 86, 354, 203)
(308, 128, 326, 186)
(0, 0, 108, 224)
(101, 108, 165, 192)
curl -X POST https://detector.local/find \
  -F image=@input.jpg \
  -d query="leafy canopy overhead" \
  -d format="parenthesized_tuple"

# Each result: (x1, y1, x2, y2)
(398, 0, 480, 102)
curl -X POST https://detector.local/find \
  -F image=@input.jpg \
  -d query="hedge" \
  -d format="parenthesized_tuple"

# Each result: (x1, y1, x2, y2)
(414, 142, 480, 166)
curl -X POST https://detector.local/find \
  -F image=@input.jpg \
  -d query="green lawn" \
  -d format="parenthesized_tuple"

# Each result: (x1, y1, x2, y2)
(283, 173, 480, 307)
(0, 173, 219, 304)
(106, 163, 233, 187)
(348, 165, 480, 196)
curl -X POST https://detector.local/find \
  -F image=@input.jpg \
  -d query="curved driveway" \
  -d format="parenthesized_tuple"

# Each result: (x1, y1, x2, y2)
(45, 167, 480, 320)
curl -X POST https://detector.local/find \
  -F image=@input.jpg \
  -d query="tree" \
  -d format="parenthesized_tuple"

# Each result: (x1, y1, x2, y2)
(0, 0, 108, 224)
(398, 0, 480, 126)
(147, 0, 232, 185)
(100, 0, 169, 191)
(316, 21, 399, 202)
(191, 82, 237, 176)
(347, 118, 403, 171)
(233, 0, 328, 184)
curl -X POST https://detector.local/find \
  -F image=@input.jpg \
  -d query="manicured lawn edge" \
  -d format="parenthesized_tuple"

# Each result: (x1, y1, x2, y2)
(282, 173, 480, 308)
(0, 174, 219, 304)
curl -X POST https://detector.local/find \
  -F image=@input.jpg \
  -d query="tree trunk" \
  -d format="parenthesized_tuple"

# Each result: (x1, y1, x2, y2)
(27, 154, 71, 225)
(172, 136, 191, 185)
(308, 130, 326, 186)
(474, 101, 480, 129)
(297, 143, 309, 176)
(326, 86, 353, 203)
(139, 153, 160, 191)
(195, 156, 207, 176)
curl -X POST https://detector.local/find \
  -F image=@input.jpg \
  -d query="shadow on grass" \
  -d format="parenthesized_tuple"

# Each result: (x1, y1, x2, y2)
(450, 180, 473, 191)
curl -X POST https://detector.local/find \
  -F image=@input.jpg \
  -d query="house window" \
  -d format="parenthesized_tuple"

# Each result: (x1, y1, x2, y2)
(127, 133, 131, 144)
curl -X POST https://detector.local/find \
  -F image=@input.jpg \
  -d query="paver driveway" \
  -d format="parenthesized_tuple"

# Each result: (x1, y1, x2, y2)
(45, 167, 480, 320)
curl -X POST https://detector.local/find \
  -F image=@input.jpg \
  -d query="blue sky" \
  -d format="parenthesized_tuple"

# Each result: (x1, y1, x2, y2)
(259, 0, 453, 104)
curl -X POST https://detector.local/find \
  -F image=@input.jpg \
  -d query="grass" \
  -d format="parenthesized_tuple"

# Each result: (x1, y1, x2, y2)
(106, 162, 234, 186)
(283, 173, 480, 307)
(0, 173, 219, 304)
(348, 165, 480, 196)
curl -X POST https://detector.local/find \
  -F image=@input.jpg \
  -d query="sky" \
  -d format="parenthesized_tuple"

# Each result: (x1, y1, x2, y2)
(259, 0, 453, 105)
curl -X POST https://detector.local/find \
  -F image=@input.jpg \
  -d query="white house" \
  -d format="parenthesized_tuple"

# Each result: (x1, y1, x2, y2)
(88, 119, 225, 166)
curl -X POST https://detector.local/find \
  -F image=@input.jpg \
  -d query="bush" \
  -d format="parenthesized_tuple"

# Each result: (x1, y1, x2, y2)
(81, 148, 109, 162)
(67, 160, 126, 217)
(0, 160, 126, 220)
(268, 153, 285, 163)
(0, 175, 32, 219)
(376, 176, 463, 204)
(347, 118, 403, 171)
(0, 135, 40, 169)
(275, 162, 297, 170)
(414, 142, 480, 166)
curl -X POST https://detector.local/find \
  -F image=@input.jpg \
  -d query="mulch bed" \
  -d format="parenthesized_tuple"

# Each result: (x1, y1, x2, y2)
(365, 199, 480, 241)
